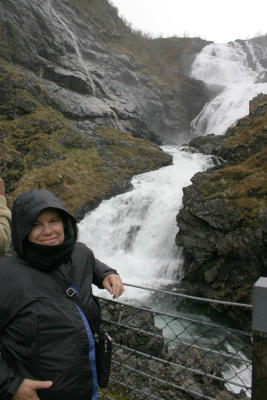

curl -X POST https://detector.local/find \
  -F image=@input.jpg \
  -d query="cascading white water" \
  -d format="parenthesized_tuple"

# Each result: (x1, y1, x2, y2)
(78, 40, 266, 300)
(78, 147, 213, 299)
(191, 41, 267, 135)
(77, 41, 259, 394)
(45, 0, 96, 95)
(78, 146, 251, 395)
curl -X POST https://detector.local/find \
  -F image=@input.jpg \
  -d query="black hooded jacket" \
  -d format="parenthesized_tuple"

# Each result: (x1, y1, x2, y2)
(0, 190, 117, 400)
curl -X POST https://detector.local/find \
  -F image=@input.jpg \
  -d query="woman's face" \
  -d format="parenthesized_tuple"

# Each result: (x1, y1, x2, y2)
(28, 208, 64, 246)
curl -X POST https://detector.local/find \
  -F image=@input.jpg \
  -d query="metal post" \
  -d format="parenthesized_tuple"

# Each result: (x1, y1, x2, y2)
(252, 277, 267, 399)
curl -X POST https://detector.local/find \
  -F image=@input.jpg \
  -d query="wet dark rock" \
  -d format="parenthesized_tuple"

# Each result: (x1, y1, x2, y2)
(99, 299, 243, 399)
(176, 94, 267, 328)
(42, 65, 94, 95)
(73, 177, 134, 222)
(186, 134, 225, 156)
(101, 301, 166, 358)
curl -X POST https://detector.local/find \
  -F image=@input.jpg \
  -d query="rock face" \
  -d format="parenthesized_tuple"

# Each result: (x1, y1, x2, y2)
(176, 94, 267, 328)
(0, 57, 173, 218)
(0, 0, 209, 144)
(0, 0, 211, 216)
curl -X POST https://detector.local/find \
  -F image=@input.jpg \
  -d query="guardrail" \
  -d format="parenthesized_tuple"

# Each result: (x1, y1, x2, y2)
(96, 281, 259, 400)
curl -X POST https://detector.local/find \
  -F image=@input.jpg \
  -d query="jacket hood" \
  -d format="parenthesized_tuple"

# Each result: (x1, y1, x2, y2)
(11, 189, 77, 257)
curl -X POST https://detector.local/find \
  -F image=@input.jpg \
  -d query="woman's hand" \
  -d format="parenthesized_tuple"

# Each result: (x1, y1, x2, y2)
(103, 274, 124, 299)
(12, 378, 53, 400)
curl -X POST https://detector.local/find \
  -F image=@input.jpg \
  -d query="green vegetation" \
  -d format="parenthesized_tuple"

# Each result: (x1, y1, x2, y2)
(0, 57, 171, 216)
(197, 102, 267, 227)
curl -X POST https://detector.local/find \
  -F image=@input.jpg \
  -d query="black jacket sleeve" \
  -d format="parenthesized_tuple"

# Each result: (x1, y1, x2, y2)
(93, 257, 118, 288)
(0, 356, 23, 400)
(81, 245, 118, 288)
(71, 242, 118, 288)
(0, 259, 24, 399)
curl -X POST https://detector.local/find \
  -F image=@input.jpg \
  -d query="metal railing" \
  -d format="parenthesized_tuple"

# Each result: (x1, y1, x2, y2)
(96, 283, 254, 400)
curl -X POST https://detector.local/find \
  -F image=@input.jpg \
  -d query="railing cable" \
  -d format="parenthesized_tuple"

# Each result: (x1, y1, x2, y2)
(123, 282, 252, 308)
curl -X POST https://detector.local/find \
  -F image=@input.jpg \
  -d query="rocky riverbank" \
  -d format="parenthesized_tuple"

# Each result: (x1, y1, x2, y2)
(176, 94, 267, 328)
(100, 298, 249, 399)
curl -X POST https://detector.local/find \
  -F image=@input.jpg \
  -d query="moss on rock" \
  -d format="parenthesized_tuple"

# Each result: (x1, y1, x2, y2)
(177, 94, 267, 327)
(0, 57, 172, 219)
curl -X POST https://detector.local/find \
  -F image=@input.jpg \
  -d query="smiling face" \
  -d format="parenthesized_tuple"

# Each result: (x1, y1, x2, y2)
(28, 208, 64, 246)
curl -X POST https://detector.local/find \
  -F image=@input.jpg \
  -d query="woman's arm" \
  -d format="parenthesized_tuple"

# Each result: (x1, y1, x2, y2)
(0, 263, 23, 399)
(90, 250, 124, 298)
(0, 179, 11, 256)
(0, 355, 23, 400)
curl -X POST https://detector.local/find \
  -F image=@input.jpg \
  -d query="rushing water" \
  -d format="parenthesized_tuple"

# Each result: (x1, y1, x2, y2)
(78, 39, 267, 299)
(78, 147, 213, 299)
(45, 0, 96, 95)
(78, 145, 250, 395)
(77, 40, 265, 396)
(191, 41, 267, 135)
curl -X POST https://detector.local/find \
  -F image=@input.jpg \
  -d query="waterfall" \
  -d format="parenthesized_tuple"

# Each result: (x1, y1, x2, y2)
(191, 41, 267, 135)
(78, 39, 266, 301)
(78, 146, 250, 394)
(76, 39, 260, 395)
(45, 0, 96, 96)
(78, 147, 213, 299)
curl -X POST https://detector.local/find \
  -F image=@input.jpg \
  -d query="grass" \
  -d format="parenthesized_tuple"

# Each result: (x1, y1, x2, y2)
(0, 57, 171, 216)
(197, 106, 267, 227)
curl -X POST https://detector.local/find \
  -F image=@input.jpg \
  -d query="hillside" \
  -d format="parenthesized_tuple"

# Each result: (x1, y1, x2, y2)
(0, 0, 210, 217)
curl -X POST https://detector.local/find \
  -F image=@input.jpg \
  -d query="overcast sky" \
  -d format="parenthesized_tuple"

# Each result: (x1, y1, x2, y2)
(110, 0, 267, 43)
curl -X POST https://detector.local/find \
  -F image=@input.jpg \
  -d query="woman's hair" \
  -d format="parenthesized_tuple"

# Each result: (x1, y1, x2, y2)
(58, 209, 78, 241)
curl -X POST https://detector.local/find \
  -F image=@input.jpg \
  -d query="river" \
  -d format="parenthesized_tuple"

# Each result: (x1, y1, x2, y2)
(78, 146, 213, 297)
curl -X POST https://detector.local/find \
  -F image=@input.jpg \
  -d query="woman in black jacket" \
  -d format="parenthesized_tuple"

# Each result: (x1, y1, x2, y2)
(0, 189, 124, 400)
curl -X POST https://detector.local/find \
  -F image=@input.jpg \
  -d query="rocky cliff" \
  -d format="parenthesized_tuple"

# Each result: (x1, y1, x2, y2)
(0, 0, 210, 217)
(176, 94, 267, 328)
